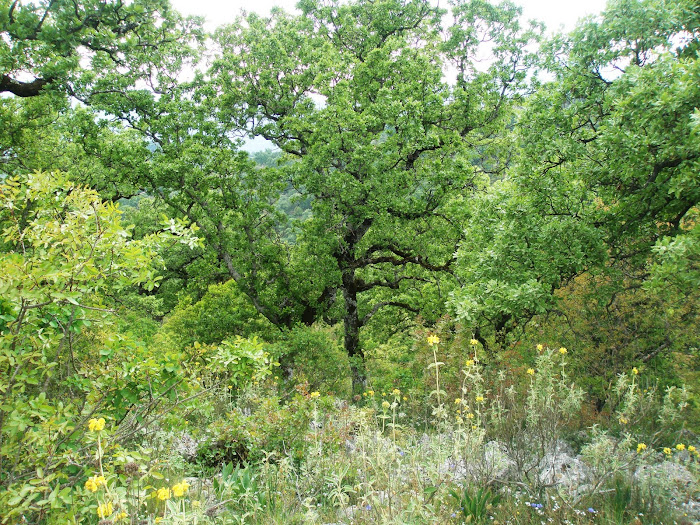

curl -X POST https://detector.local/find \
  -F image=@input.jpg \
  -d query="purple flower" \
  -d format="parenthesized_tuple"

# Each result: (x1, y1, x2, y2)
(530, 503, 544, 509)
(588, 507, 597, 513)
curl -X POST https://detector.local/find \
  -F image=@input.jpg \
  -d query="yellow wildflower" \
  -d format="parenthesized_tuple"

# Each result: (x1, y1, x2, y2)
(172, 480, 190, 498)
(85, 478, 98, 492)
(456, 415, 463, 423)
(466, 413, 474, 419)
(427, 334, 440, 346)
(536, 344, 543, 351)
(470, 338, 479, 346)
(310, 391, 320, 399)
(527, 368, 535, 375)
(156, 487, 171, 501)
(97, 502, 113, 518)
(688, 446, 696, 453)
(155, 518, 163, 524)
(392, 388, 401, 396)
(632, 367, 639, 375)
(618, 416, 628, 425)
(637, 443, 647, 453)
(367, 390, 374, 397)
(403, 396, 407, 401)
(382, 400, 390, 409)
(88, 418, 105, 432)
(363, 392, 367, 396)
(192, 500, 201, 508)
(663, 447, 672, 455)
(117, 512, 128, 520)
(476, 395, 484, 403)
(455, 398, 461, 404)
(466, 359, 474, 367)
(85, 475, 106, 492)
(676, 443, 686, 451)
(559, 347, 567, 355)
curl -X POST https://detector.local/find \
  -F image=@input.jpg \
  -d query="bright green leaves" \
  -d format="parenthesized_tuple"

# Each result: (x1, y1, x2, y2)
(1, 0, 201, 99)
(451, 179, 605, 332)
(208, 337, 277, 388)
(451, 0, 700, 354)
(0, 171, 200, 519)
(0, 171, 197, 306)
(519, 0, 700, 264)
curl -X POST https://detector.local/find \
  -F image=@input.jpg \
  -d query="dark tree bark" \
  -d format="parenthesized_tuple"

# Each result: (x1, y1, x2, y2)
(0, 75, 53, 97)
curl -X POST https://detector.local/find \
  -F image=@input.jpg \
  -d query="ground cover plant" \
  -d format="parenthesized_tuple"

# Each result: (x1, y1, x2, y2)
(57, 340, 700, 524)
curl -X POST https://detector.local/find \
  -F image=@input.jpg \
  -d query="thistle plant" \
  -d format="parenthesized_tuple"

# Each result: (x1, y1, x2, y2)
(427, 334, 446, 424)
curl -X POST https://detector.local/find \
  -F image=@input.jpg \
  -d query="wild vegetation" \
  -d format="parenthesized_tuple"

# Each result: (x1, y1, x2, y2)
(1, 0, 699, 523)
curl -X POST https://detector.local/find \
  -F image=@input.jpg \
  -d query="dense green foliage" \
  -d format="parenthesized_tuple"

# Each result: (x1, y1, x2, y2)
(1, 0, 699, 522)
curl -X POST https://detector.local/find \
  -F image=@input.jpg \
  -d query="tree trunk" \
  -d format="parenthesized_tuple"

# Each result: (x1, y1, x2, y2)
(342, 268, 366, 394)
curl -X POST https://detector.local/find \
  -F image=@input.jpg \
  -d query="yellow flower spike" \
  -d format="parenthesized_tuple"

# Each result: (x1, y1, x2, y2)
(663, 447, 672, 455)
(527, 368, 535, 375)
(476, 395, 484, 403)
(310, 391, 320, 399)
(392, 388, 401, 396)
(427, 334, 440, 346)
(632, 367, 639, 375)
(559, 347, 567, 355)
(637, 443, 647, 453)
(172, 480, 190, 497)
(536, 344, 543, 351)
(466, 359, 474, 367)
(85, 475, 106, 492)
(466, 413, 474, 419)
(676, 443, 686, 451)
(96, 502, 113, 518)
(156, 487, 171, 501)
(88, 417, 105, 432)
(470, 338, 479, 346)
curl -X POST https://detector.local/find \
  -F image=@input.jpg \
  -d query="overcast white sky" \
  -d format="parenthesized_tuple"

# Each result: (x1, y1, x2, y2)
(170, 0, 609, 34)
